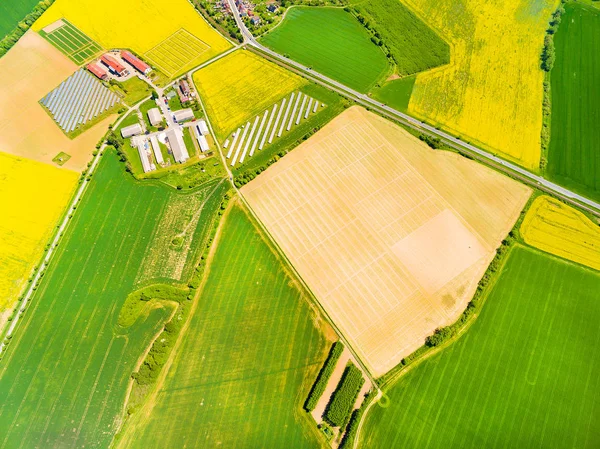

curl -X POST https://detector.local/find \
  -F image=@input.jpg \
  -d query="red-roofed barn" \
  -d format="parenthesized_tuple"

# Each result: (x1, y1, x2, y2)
(121, 51, 152, 75)
(101, 54, 128, 76)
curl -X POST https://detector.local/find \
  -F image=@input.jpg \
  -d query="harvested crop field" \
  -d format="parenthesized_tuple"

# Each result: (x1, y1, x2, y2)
(521, 196, 600, 271)
(547, 3, 600, 198)
(116, 204, 332, 449)
(260, 7, 390, 92)
(0, 151, 227, 447)
(360, 246, 600, 448)
(194, 50, 307, 140)
(0, 31, 113, 171)
(32, 0, 231, 75)
(0, 152, 77, 330)
(403, 0, 557, 169)
(242, 106, 531, 376)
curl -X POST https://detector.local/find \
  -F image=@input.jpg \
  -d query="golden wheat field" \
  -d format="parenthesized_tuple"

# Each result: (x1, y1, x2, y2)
(403, 0, 558, 170)
(521, 196, 600, 271)
(193, 50, 307, 140)
(32, 0, 230, 60)
(0, 152, 77, 327)
(242, 106, 531, 376)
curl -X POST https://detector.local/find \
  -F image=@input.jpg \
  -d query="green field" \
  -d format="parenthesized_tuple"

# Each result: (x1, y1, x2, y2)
(114, 76, 153, 107)
(371, 75, 416, 112)
(361, 245, 600, 448)
(353, 0, 450, 77)
(39, 19, 102, 64)
(0, 151, 227, 448)
(547, 3, 600, 199)
(260, 7, 389, 92)
(0, 0, 40, 39)
(116, 204, 331, 449)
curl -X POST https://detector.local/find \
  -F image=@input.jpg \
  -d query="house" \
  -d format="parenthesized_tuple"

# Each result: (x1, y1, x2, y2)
(179, 79, 191, 97)
(100, 54, 128, 76)
(166, 128, 190, 163)
(147, 108, 163, 127)
(197, 119, 209, 135)
(166, 90, 177, 100)
(121, 50, 152, 75)
(120, 123, 143, 138)
(173, 108, 194, 123)
(250, 15, 261, 25)
(86, 63, 108, 80)
(267, 3, 278, 12)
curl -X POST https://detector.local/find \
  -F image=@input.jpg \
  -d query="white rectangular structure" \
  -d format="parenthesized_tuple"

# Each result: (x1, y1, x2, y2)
(150, 135, 163, 164)
(166, 128, 189, 163)
(148, 108, 163, 126)
(197, 119, 209, 135)
(197, 135, 209, 152)
(136, 142, 155, 173)
(121, 123, 143, 138)
(173, 108, 194, 123)
(227, 128, 241, 159)
(278, 93, 294, 138)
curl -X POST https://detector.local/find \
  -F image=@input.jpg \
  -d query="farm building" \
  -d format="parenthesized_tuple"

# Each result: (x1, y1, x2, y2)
(121, 51, 152, 75)
(101, 54, 128, 77)
(121, 123, 143, 138)
(178, 79, 191, 102)
(86, 63, 108, 80)
(197, 119, 209, 135)
(147, 108, 163, 126)
(135, 140, 155, 173)
(150, 135, 164, 164)
(173, 108, 194, 123)
(193, 124, 209, 152)
(166, 128, 190, 163)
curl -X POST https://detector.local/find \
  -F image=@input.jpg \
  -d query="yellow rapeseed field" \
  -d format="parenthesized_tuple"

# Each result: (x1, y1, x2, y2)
(32, 0, 230, 58)
(0, 152, 77, 320)
(403, 0, 558, 170)
(521, 196, 600, 271)
(193, 50, 307, 140)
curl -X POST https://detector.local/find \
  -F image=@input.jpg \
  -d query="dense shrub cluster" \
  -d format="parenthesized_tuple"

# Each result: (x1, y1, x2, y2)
(338, 390, 376, 449)
(0, 0, 55, 59)
(541, 4, 566, 72)
(323, 362, 365, 427)
(304, 341, 344, 411)
(419, 134, 442, 149)
(118, 284, 188, 328)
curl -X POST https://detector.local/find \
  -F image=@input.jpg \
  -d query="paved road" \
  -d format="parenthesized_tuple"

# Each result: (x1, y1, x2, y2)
(225, 0, 600, 216)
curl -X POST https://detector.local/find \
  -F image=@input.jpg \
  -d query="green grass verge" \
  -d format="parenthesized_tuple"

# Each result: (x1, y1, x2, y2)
(112, 77, 153, 107)
(351, 0, 450, 77)
(304, 341, 344, 411)
(361, 245, 600, 448)
(547, 3, 600, 200)
(0, 150, 226, 447)
(370, 74, 416, 112)
(260, 7, 390, 93)
(323, 362, 364, 427)
(52, 151, 71, 166)
(118, 203, 332, 448)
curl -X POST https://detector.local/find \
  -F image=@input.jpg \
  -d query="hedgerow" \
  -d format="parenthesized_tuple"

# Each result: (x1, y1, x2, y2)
(117, 284, 188, 328)
(304, 341, 344, 411)
(338, 389, 376, 449)
(323, 362, 365, 427)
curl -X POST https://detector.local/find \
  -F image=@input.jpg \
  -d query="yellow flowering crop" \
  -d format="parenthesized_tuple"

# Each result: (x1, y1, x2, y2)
(0, 152, 77, 316)
(521, 196, 600, 271)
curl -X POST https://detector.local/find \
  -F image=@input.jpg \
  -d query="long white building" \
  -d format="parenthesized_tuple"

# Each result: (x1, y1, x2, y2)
(166, 128, 189, 163)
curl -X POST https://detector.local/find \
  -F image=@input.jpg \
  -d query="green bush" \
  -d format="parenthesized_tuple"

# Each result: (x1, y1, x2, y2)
(339, 390, 376, 449)
(117, 284, 188, 328)
(323, 362, 365, 427)
(304, 341, 344, 411)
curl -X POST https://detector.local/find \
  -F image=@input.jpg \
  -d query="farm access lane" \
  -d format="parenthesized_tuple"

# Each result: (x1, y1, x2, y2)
(225, 0, 600, 218)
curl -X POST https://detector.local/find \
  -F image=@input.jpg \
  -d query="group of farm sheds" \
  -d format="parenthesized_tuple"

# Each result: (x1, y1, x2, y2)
(87, 51, 153, 80)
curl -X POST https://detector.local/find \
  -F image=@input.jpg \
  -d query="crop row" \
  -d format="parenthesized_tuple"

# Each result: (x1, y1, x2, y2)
(304, 341, 344, 411)
(323, 362, 365, 427)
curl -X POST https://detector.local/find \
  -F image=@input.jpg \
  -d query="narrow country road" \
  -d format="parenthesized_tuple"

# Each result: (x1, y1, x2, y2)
(225, 0, 600, 217)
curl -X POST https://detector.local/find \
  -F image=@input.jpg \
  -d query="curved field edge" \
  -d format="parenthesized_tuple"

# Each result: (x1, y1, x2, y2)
(547, 3, 600, 199)
(0, 151, 228, 448)
(114, 201, 335, 449)
(359, 244, 600, 448)
(259, 6, 390, 93)
(520, 195, 600, 271)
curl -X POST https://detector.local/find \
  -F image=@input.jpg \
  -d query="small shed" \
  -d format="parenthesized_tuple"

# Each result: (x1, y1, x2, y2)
(121, 123, 143, 138)
(197, 119, 209, 135)
(147, 108, 163, 127)
(173, 108, 194, 123)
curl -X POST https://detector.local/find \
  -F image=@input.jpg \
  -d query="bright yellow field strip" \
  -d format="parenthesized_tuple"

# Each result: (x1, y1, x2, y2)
(193, 50, 307, 140)
(243, 106, 531, 375)
(403, 0, 558, 170)
(32, 0, 230, 59)
(0, 152, 77, 323)
(521, 196, 600, 271)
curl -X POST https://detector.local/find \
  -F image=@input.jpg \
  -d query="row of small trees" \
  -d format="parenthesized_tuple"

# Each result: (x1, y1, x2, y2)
(304, 341, 344, 411)
(323, 362, 365, 427)
(540, 4, 566, 72)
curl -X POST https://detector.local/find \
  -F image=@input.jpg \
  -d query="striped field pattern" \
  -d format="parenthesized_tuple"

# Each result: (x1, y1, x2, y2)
(144, 29, 209, 78)
(40, 68, 120, 133)
(225, 90, 321, 167)
(361, 245, 600, 449)
(0, 152, 227, 448)
(40, 19, 102, 64)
